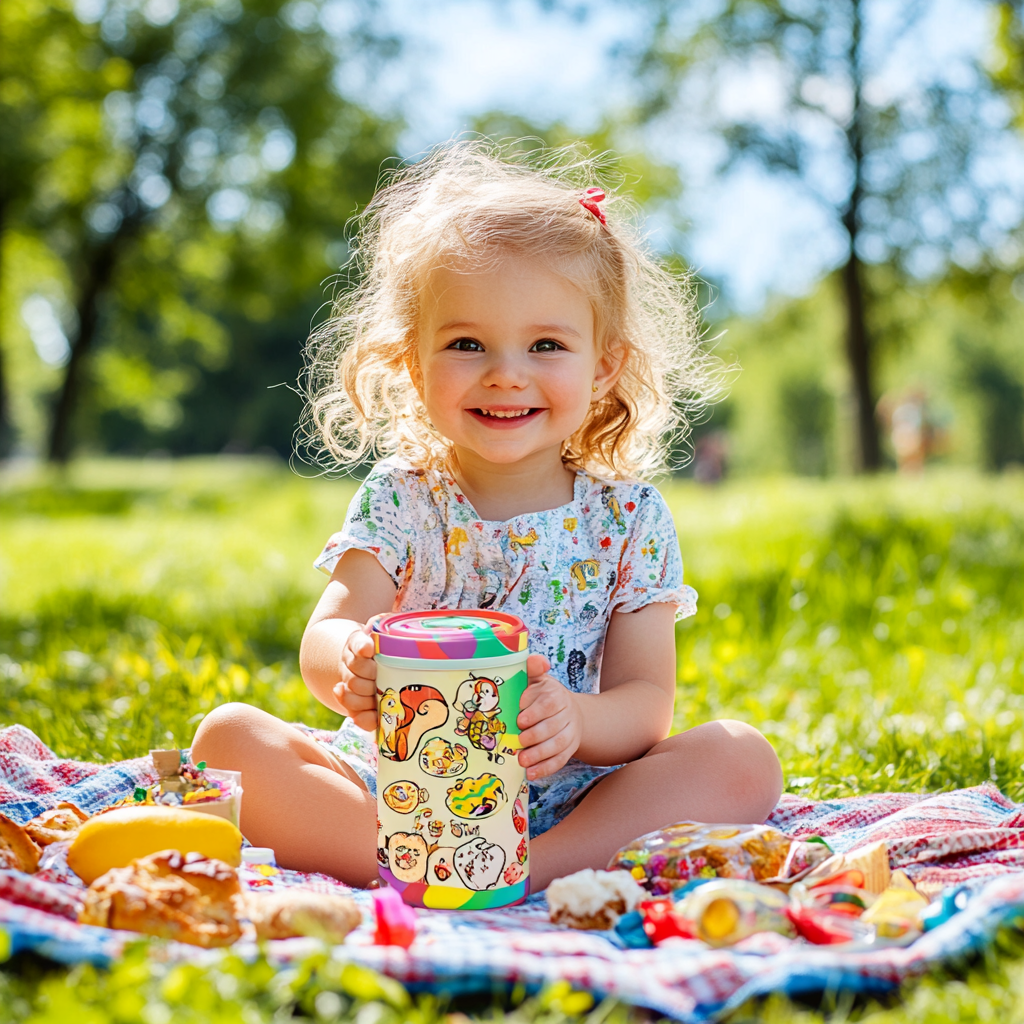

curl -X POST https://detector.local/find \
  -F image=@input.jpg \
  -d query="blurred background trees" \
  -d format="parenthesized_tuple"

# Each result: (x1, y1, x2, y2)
(1, 0, 1022, 473)
(1, 0, 398, 462)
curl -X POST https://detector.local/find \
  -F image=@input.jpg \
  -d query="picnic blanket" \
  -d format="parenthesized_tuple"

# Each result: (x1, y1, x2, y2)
(4, 723, 1024, 1022)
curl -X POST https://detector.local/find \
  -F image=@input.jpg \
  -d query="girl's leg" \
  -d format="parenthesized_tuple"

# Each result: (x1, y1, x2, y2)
(191, 703, 378, 886)
(530, 719, 783, 890)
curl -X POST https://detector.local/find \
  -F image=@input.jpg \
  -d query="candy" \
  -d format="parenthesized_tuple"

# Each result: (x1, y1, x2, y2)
(372, 886, 417, 947)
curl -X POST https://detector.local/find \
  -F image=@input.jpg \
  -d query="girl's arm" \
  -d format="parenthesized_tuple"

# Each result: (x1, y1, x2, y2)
(300, 549, 398, 726)
(518, 602, 677, 776)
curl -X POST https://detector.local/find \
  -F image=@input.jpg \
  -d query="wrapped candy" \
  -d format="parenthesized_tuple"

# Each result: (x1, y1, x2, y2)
(608, 822, 815, 895)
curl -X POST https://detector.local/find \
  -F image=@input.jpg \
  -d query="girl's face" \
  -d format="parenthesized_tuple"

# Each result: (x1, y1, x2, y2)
(416, 257, 620, 472)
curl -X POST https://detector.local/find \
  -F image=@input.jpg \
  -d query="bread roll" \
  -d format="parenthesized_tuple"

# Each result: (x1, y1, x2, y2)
(247, 890, 362, 943)
(79, 849, 242, 948)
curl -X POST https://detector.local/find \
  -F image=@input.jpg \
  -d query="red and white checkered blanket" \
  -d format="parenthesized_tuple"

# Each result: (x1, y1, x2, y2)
(4, 723, 1024, 1022)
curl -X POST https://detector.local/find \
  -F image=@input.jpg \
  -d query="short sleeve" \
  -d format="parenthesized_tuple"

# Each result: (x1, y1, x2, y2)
(313, 462, 415, 587)
(609, 484, 697, 620)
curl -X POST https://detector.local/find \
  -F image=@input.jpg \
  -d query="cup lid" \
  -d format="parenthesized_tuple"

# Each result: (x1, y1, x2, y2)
(370, 609, 528, 660)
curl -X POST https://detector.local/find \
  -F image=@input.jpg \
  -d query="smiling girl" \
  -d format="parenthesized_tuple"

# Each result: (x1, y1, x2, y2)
(192, 143, 782, 888)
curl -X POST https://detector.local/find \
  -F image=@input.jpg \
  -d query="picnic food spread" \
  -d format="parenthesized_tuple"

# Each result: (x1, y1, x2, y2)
(68, 805, 243, 884)
(550, 830, 940, 950)
(371, 609, 531, 909)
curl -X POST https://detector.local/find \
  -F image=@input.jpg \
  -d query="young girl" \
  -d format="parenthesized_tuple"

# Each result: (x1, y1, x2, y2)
(192, 143, 782, 890)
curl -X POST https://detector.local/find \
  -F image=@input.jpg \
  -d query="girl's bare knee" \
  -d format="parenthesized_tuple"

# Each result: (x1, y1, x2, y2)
(191, 701, 270, 765)
(651, 720, 782, 822)
(714, 719, 783, 820)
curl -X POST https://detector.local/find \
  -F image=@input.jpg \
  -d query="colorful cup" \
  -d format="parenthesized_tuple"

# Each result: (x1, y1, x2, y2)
(371, 610, 530, 909)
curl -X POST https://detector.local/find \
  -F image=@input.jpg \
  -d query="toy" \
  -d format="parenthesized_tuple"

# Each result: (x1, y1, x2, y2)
(372, 886, 417, 947)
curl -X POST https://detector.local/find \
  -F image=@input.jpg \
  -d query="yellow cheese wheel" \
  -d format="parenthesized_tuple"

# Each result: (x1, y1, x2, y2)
(68, 805, 242, 883)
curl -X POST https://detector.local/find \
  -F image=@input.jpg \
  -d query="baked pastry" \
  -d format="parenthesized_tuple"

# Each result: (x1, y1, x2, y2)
(0, 812, 41, 873)
(247, 890, 362, 943)
(25, 802, 90, 847)
(79, 849, 242, 947)
(547, 868, 646, 930)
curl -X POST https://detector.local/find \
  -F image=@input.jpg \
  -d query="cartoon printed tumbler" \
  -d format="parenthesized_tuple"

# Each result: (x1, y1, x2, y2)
(371, 610, 530, 909)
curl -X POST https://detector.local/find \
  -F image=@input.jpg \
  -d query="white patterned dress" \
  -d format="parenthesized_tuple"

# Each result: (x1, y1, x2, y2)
(314, 457, 697, 836)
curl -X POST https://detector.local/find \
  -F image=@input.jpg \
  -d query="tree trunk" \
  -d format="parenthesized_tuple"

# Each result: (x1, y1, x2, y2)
(47, 219, 135, 464)
(839, 246, 880, 470)
(841, 0, 882, 472)
(0, 196, 13, 459)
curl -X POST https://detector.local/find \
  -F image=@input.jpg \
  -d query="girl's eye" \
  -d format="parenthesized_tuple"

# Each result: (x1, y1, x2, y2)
(447, 338, 483, 352)
(531, 339, 563, 353)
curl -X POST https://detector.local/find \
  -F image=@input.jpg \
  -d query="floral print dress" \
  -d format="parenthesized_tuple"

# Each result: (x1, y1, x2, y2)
(314, 457, 697, 836)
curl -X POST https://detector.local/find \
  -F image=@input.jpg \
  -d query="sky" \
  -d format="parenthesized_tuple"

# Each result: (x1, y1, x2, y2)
(357, 0, 1023, 314)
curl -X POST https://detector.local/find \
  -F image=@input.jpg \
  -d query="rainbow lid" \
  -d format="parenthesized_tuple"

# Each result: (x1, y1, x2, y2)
(371, 609, 528, 660)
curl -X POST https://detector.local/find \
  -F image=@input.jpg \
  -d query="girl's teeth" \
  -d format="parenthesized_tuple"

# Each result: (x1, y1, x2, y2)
(483, 410, 530, 418)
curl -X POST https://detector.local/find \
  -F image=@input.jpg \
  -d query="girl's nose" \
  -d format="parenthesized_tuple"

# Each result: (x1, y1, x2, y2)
(479, 353, 528, 389)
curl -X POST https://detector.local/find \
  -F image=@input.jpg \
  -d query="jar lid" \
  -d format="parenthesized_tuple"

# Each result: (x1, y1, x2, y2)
(371, 609, 528, 660)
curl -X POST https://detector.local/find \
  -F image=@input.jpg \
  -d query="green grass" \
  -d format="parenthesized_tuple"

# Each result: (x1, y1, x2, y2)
(2, 458, 1024, 1022)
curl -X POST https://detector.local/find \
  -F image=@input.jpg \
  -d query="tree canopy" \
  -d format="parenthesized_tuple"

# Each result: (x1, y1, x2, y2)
(1, 0, 401, 461)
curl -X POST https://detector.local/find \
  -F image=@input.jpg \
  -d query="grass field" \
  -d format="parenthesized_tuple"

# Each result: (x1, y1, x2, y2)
(2, 457, 1024, 1022)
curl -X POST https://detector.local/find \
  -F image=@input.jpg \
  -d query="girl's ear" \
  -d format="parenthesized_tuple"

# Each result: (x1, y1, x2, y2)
(591, 338, 627, 402)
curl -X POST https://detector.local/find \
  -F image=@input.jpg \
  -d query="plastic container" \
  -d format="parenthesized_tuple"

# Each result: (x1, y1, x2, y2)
(371, 610, 530, 909)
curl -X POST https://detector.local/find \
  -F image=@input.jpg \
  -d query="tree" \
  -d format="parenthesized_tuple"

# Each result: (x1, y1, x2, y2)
(628, 0, 1024, 471)
(1, 0, 400, 462)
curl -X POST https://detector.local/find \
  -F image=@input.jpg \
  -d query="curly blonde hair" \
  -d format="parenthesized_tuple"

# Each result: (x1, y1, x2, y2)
(300, 140, 719, 480)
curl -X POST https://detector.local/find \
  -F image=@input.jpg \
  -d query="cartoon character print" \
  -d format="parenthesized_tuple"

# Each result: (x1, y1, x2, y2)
(378, 684, 449, 762)
(569, 559, 600, 591)
(448, 821, 480, 839)
(446, 773, 507, 819)
(382, 780, 430, 814)
(512, 782, 528, 835)
(419, 737, 469, 778)
(454, 674, 507, 763)
(428, 846, 457, 883)
(566, 649, 587, 691)
(509, 527, 538, 550)
(386, 832, 429, 884)
(601, 486, 626, 534)
(503, 862, 524, 886)
(517, 837, 528, 865)
(454, 837, 506, 890)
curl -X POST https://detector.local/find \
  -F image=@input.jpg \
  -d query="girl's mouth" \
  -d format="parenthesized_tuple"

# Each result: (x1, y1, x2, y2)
(468, 408, 543, 428)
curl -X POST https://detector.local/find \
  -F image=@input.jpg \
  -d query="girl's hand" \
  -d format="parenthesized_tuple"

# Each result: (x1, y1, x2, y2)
(332, 628, 378, 732)
(516, 654, 583, 781)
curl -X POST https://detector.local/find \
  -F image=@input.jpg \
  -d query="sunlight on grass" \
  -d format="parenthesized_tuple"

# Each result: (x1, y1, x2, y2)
(2, 458, 1024, 1022)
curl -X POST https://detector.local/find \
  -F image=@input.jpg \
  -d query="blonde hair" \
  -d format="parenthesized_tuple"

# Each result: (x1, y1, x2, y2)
(301, 140, 719, 479)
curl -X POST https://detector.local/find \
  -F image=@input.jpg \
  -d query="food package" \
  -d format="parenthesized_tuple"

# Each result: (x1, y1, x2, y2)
(860, 871, 929, 938)
(799, 839, 891, 894)
(117, 750, 242, 828)
(662, 879, 795, 947)
(608, 822, 795, 895)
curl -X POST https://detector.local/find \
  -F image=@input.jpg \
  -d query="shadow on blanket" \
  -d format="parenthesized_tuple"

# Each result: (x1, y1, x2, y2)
(4, 723, 1024, 1023)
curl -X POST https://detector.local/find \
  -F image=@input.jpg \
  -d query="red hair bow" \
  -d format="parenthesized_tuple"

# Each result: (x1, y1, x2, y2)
(579, 187, 607, 226)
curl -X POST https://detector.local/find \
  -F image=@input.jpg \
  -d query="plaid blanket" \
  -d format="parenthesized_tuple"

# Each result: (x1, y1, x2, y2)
(3, 723, 1024, 1022)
